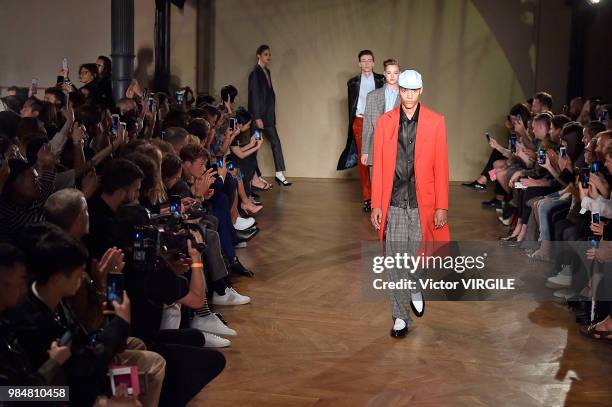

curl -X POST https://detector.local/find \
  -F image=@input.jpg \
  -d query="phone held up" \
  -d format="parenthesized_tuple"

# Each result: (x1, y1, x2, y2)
(106, 272, 124, 310)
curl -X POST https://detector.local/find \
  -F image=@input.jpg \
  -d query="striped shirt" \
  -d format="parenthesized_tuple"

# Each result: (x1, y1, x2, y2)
(0, 170, 56, 240)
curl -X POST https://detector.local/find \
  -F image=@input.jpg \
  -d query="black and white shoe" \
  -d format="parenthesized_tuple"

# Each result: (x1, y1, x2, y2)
(410, 292, 425, 317)
(390, 318, 408, 337)
(462, 180, 487, 191)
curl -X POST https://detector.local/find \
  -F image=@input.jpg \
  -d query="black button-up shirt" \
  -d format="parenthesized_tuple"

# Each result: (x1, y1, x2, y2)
(390, 103, 420, 208)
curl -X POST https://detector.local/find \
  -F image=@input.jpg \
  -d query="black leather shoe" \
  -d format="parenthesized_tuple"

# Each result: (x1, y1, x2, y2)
(236, 227, 258, 242)
(251, 192, 260, 199)
(481, 198, 501, 209)
(250, 196, 262, 205)
(275, 177, 292, 186)
(462, 180, 486, 191)
(231, 257, 254, 277)
(363, 200, 371, 212)
(390, 325, 408, 338)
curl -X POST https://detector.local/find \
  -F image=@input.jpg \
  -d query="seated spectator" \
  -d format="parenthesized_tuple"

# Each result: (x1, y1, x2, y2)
(12, 226, 131, 406)
(0, 243, 71, 386)
(0, 152, 56, 239)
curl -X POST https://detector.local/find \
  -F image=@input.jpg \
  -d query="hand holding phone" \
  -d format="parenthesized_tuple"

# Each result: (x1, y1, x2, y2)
(106, 273, 124, 310)
(111, 114, 120, 136)
(592, 212, 600, 224)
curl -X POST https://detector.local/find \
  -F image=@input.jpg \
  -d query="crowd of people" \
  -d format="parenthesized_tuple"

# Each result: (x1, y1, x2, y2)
(462, 92, 612, 342)
(0, 54, 278, 406)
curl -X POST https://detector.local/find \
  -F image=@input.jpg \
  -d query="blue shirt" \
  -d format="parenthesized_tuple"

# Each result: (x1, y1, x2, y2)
(356, 73, 375, 116)
(384, 85, 399, 113)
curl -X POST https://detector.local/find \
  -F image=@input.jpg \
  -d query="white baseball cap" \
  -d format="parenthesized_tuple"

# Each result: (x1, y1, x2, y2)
(398, 69, 423, 89)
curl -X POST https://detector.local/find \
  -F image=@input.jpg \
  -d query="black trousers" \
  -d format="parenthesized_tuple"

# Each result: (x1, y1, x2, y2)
(263, 125, 286, 172)
(153, 329, 226, 407)
(481, 149, 506, 179)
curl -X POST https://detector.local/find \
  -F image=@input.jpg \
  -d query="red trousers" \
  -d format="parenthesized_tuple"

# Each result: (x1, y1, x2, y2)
(352, 116, 371, 201)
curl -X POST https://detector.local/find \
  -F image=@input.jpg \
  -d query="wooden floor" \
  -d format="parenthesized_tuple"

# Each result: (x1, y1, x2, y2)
(192, 180, 612, 407)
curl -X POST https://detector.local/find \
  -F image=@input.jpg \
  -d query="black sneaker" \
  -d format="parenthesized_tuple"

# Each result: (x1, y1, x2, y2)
(462, 180, 487, 191)
(481, 197, 501, 208)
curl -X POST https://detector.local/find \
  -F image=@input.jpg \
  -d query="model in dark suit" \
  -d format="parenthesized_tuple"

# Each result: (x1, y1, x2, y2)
(248, 44, 291, 186)
(337, 50, 384, 211)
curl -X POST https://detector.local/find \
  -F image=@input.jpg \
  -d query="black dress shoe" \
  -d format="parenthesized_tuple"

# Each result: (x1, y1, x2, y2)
(250, 196, 262, 205)
(236, 227, 258, 242)
(462, 180, 486, 191)
(481, 198, 501, 209)
(363, 200, 371, 212)
(230, 256, 254, 277)
(251, 192, 260, 199)
(275, 177, 292, 186)
(390, 326, 408, 338)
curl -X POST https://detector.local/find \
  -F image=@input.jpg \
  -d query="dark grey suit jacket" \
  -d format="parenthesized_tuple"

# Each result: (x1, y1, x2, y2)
(248, 64, 276, 126)
(362, 86, 400, 165)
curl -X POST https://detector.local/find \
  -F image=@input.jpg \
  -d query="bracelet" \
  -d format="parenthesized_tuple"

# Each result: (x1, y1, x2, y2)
(191, 262, 204, 269)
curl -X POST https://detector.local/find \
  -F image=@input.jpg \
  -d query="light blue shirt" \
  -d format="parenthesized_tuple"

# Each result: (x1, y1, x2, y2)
(384, 85, 399, 112)
(356, 73, 375, 116)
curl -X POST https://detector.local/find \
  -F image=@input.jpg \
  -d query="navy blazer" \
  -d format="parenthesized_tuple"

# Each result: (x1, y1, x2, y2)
(248, 64, 276, 126)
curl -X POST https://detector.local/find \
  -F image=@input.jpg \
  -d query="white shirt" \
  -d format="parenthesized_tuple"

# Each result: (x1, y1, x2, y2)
(356, 73, 375, 116)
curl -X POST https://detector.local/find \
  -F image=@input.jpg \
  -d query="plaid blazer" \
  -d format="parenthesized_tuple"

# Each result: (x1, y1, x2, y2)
(362, 86, 400, 166)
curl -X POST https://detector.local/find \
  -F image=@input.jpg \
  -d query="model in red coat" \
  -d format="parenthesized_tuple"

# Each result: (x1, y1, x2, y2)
(370, 69, 450, 337)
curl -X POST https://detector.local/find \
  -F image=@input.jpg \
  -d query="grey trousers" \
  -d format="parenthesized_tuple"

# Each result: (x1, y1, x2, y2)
(385, 205, 423, 322)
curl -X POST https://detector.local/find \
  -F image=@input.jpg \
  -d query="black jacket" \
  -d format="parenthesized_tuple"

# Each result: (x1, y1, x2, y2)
(12, 289, 129, 406)
(337, 72, 385, 170)
(248, 64, 276, 126)
(0, 311, 62, 386)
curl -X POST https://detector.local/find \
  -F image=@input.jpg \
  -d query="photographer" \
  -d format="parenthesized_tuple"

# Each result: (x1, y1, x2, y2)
(114, 205, 226, 406)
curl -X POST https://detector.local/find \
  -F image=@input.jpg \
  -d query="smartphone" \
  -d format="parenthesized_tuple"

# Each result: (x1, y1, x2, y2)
(485, 132, 490, 142)
(30, 78, 38, 95)
(111, 114, 120, 136)
(229, 118, 237, 131)
(600, 110, 609, 123)
(510, 134, 517, 153)
(107, 273, 124, 309)
(169, 195, 182, 214)
(562, 104, 568, 115)
(537, 149, 546, 165)
(227, 162, 235, 171)
(147, 96, 154, 112)
(588, 235, 600, 248)
(559, 146, 568, 160)
(591, 161, 599, 175)
(58, 330, 72, 346)
(580, 167, 590, 188)
(216, 156, 224, 168)
(143, 88, 149, 101)
(592, 212, 600, 224)
(161, 130, 166, 140)
(254, 130, 262, 141)
(175, 90, 184, 106)
(515, 115, 522, 124)
(62, 57, 68, 72)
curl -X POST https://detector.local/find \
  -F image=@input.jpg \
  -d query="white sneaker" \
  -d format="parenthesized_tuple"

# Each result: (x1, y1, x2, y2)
(546, 266, 572, 288)
(191, 314, 237, 336)
(553, 288, 576, 300)
(234, 217, 255, 231)
(212, 287, 251, 306)
(202, 331, 231, 348)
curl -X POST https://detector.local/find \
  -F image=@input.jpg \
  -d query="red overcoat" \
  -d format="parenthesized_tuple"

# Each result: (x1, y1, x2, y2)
(371, 104, 451, 243)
